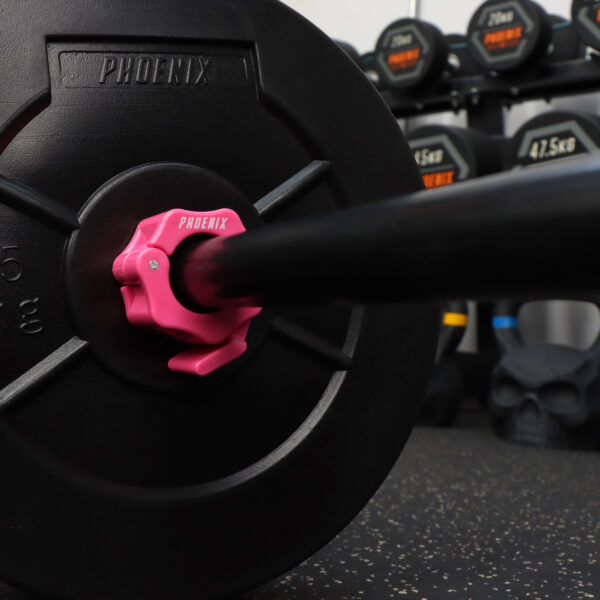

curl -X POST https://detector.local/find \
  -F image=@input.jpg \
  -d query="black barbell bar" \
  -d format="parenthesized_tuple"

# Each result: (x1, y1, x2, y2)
(173, 154, 600, 308)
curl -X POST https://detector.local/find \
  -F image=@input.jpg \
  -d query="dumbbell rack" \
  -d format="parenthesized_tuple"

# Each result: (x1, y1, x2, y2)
(385, 55, 600, 135)
(385, 54, 600, 397)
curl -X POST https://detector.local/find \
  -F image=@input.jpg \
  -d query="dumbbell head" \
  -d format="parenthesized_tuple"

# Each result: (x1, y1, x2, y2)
(0, 1, 439, 599)
(446, 33, 483, 77)
(361, 51, 382, 86)
(335, 40, 362, 65)
(467, 0, 552, 74)
(511, 110, 600, 168)
(572, 0, 600, 52)
(407, 124, 506, 188)
(548, 14, 586, 62)
(375, 18, 448, 90)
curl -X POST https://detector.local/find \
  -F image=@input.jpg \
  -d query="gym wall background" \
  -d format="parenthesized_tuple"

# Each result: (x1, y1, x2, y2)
(281, 0, 411, 53)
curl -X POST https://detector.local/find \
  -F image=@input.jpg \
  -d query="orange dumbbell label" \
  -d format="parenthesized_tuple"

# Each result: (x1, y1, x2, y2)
(422, 170, 455, 189)
(387, 48, 421, 71)
(483, 26, 523, 51)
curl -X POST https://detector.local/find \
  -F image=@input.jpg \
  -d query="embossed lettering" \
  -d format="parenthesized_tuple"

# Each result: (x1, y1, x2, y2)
(58, 46, 252, 91)
(153, 57, 168, 84)
(117, 56, 134, 84)
(169, 57, 185, 84)
(99, 56, 117, 83)
(1, 246, 22, 282)
(136, 57, 153, 84)
(176, 215, 230, 232)
(98, 55, 212, 86)
(195, 57, 211, 85)
(19, 298, 44, 335)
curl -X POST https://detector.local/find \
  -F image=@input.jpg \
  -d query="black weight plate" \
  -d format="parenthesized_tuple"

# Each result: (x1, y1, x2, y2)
(0, 1, 438, 600)
(375, 18, 448, 90)
(446, 33, 483, 77)
(511, 110, 600, 167)
(467, 0, 552, 73)
(572, 0, 600, 51)
(407, 124, 505, 188)
(548, 14, 587, 62)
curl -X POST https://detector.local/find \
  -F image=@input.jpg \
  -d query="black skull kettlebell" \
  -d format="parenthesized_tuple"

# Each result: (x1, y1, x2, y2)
(490, 300, 600, 449)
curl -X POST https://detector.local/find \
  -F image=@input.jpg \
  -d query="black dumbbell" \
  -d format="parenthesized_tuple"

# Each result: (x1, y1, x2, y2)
(335, 40, 362, 65)
(511, 110, 600, 168)
(548, 14, 587, 61)
(361, 51, 382, 86)
(406, 125, 504, 425)
(407, 124, 506, 188)
(572, 0, 600, 51)
(375, 18, 448, 90)
(467, 0, 553, 75)
(446, 33, 483, 77)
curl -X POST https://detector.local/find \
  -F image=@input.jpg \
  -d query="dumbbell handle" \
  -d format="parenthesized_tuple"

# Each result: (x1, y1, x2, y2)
(173, 155, 600, 308)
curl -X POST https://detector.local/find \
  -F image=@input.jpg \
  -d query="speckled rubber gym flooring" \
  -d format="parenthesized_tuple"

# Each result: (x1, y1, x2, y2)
(0, 413, 597, 600)
(246, 414, 600, 600)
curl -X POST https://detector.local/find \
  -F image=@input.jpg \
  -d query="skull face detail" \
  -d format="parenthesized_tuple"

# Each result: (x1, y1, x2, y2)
(490, 342, 600, 449)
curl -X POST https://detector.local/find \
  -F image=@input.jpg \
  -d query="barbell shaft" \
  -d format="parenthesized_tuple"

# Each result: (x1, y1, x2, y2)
(173, 155, 600, 308)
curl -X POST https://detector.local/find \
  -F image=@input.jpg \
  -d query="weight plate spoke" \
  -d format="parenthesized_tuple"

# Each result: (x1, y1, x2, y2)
(0, 200, 78, 407)
(0, 175, 79, 232)
(270, 317, 355, 371)
(254, 160, 331, 218)
(0, 337, 88, 413)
